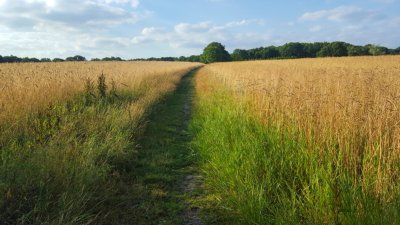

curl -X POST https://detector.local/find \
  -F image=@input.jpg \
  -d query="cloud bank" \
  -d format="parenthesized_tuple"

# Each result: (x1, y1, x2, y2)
(0, 1, 398, 58)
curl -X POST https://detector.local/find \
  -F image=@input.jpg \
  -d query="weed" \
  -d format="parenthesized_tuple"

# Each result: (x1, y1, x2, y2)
(97, 72, 107, 99)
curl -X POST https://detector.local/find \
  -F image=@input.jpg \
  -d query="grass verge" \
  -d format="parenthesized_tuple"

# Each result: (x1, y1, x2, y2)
(0, 67, 198, 225)
(190, 69, 400, 225)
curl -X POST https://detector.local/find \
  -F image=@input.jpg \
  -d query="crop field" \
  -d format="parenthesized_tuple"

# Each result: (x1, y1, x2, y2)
(1, 0, 399, 224)
(1, 56, 400, 225)
(0, 61, 200, 121)
(192, 56, 400, 224)
(0, 61, 200, 224)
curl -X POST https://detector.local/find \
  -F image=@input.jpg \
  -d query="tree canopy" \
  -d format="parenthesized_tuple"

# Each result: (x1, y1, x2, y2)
(0, 41, 398, 64)
(280, 42, 306, 58)
(366, 44, 389, 56)
(66, 55, 86, 61)
(347, 45, 369, 56)
(200, 42, 231, 63)
(231, 49, 249, 61)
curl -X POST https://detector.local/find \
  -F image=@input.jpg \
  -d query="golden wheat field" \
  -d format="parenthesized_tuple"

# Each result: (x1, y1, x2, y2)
(0, 61, 200, 123)
(0, 61, 201, 224)
(199, 56, 400, 198)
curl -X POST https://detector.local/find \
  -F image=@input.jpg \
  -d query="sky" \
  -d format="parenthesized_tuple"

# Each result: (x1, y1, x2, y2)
(0, 0, 399, 59)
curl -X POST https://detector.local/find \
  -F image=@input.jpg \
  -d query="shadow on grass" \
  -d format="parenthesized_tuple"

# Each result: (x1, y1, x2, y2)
(102, 69, 201, 225)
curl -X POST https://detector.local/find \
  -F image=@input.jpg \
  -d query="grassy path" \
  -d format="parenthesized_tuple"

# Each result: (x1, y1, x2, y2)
(130, 69, 202, 225)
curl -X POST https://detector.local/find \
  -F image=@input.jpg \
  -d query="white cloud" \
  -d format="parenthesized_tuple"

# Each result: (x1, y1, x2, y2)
(0, 0, 147, 58)
(98, 0, 140, 7)
(132, 27, 169, 44)
(174, 22, 211, 35)
(25, 0, 57, 8)
(132, 20, 272, 52)
(0, 0, 144, 29)
(309, 25, 323, 32)
(296, 5, 398, 47)
(0, 0, 398, 59)
(225, 19, 265, 27)
(299, 6, 382, 22)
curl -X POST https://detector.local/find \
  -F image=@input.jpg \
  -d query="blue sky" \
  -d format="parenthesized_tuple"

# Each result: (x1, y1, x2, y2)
(0, 0, 399, 59)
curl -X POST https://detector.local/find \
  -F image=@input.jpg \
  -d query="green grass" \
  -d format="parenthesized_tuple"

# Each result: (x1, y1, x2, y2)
(0, 70, 200, 225)
(0, 85, 140, 224)
(122, 70, 199, 225)
(3, 65, 400, 225)
(190, 87, 400, 225)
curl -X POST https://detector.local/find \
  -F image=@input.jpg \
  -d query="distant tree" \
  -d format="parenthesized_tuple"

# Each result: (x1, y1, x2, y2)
(102, 56, 123, 61)
(91, 58, 101, 61)
(317, 42, 348, 57)
(317, 46, 331, 57)
(396, 47, 400, 54)
(387, 48, 398, 55)
(347, 45, 369, 56)
(160, 57, 176, 61)
(279, 42, 306, 58)
(247, 47, 264, 59)
(330, 42, 349, 56)
(53, 58, 65, 62)
(366, 44, 388, 56)
(393, 47, 400, 55)
(23, 57, 40, 63)
(2, 55, 21, 63)
(200, 42, 231, 63)
(303, 42, 327, 57)
(40, 58, 52, 62)
(231, 49, 249, 61)
(188, 55, 201, 62)
(21, 57, 31, 63)
(66, 55, 86, 61)
(1, 41, 392, 64)
(262, 46, 280, 59)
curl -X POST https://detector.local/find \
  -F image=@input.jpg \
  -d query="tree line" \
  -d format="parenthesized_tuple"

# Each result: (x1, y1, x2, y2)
(1, 42, 399, 64)
(197, 42, 400, 63)
(0, 55, 124, 63)
(132, 42, 400, 63)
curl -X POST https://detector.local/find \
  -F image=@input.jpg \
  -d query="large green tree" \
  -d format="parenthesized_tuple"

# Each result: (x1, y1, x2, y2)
(262, 46, 280, 59)
(279, 42, 306, 58)
(201, 42, 231, 63)
(347, 45, 369, 56)
(317, 42, 348, 57)
(231, 49, 249, 61)
(53, 58, 65, 62)
(66, 55, 86, 61)
(303, 42, 326, 57)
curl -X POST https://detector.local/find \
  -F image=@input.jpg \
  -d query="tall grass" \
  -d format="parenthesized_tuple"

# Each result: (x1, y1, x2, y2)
(0, 61, 200, 224)
(191, 56, 400, 224)
(0, 61, 200, 121)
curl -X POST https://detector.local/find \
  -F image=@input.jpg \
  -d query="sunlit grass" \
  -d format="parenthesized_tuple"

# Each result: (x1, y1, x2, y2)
(191, 56, 400, 224)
